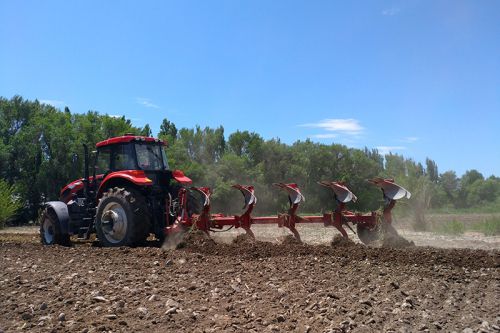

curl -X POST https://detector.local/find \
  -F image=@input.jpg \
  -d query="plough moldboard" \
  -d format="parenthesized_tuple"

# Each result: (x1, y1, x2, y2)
(166, 178, 411, 244)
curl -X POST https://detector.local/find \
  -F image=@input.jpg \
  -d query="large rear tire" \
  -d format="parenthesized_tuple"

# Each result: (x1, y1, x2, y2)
(95, 187, 150, 247)
(187, 189, 203, 217)
(39, 208, 70, 246)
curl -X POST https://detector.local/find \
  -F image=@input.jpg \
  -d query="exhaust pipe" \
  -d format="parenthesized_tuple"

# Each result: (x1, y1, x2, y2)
(83, 144, 90, 199)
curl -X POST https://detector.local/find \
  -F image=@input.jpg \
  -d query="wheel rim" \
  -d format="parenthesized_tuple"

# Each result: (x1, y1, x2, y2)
(100, 202, 128, 244)
(42, 217, 55, 244)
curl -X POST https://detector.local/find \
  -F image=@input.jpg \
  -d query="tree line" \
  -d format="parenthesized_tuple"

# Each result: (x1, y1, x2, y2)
(1, 96, 499, 229)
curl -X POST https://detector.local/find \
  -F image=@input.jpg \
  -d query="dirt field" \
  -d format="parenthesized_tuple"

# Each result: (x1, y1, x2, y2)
(0, 228, 499, 333)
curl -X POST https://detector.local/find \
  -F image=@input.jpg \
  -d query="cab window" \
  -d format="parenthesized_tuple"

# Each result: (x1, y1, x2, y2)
(96, 147, 111, 174)
(112, 144, 136, 171)
(135, 143, 166, 170)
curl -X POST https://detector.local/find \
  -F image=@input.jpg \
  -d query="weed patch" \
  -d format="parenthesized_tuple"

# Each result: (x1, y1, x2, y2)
(433, 220, 465, 235)
(472, 218, 500, 236)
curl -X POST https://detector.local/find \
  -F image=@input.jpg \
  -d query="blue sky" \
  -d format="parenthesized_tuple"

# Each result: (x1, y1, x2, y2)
(1, 0, 499, 177)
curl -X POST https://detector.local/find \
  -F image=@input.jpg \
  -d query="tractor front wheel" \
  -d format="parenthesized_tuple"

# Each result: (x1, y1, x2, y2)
(95, 187, 150, 247)
(39, 208, 70, 246)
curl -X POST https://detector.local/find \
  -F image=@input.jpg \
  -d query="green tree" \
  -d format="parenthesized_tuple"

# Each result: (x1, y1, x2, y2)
(384, 153, 406, 178)
(0, 179, 22, 228)
(461, 169, 484, 187)
(141, 124, 152, 137)
(425, 158, 439, 182)
(409, 176, 435, 231)
(158, 118, 178, 143)
(227, 130, 264, 165)
(458, 169, 485, 208)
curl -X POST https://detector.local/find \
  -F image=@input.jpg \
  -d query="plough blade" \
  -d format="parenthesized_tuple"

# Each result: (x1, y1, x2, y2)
(273, 183, 305, 204)
(190, 186, 211, 207)
(318, 181, 357, 203)
(232, 184, 257, 209)
(369, 178, 411, 200)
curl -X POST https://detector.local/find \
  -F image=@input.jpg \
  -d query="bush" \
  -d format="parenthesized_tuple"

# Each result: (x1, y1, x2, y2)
(472, 218, 500, 236)
(0, 179, 23, 228)
(434, 219, 465, 235)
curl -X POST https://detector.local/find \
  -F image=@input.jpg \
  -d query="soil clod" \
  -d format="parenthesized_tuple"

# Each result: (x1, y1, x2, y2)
(331, 234, 357, 247)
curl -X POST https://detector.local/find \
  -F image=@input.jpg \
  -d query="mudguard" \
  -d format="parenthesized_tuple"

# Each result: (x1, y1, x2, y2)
(45, 201, 70, 235)
(97, 170, 153, 197)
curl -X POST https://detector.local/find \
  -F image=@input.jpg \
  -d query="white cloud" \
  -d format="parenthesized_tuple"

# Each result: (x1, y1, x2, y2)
(109, 114, 123, 118)
(376, 146, 406, 155)
(300, 118, 364, 135)
(311, 133, 338, 139)
(136, 97, 159, 109)
(382, 8, 400, 16)
(40, 99, 64, 106)
(402, 136, 419, 143)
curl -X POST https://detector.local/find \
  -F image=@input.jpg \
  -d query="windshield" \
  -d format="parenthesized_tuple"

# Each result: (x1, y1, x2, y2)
(135, 143, 169, 171)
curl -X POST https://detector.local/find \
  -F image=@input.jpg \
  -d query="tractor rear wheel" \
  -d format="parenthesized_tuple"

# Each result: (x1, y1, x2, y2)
(39, 208, 70, 246)
(187, 189, 203, 216)
(95, 187, 150, 247)
(356, 223, 382, 245)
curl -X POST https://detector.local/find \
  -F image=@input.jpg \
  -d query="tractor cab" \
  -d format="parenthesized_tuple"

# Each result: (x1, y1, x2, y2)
(92, 136, 193, 202)
(95, 135, 169, 174)
(60, 135, 190, 203)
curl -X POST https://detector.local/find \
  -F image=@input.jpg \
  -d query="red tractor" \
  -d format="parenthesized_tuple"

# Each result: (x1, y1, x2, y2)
(39, 134, 199, 247)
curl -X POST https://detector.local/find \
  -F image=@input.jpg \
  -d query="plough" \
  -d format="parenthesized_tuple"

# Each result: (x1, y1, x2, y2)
(166, 178, 411, 244)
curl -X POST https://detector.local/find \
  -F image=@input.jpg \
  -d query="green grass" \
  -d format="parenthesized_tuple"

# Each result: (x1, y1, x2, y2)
(430, 198, 500, 214)
(433, 219, 466, 235)
(471, 217, 500, 236)
(432, 217, 500, 236)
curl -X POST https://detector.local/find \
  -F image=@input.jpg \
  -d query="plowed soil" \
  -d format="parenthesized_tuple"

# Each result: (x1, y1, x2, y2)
(0, 232, 499, 333)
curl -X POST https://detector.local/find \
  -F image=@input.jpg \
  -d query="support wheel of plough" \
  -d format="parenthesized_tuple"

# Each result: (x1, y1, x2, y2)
(356, 224, 382, 245)
(96, 187, 150, 247)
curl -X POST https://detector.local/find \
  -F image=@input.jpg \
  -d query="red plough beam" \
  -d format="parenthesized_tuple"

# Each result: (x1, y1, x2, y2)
(165, 178, 411, 244)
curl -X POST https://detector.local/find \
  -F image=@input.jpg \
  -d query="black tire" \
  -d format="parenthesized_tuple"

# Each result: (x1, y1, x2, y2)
(356, 223, 382, 245)
(187, 189, 203, 216)
(39, 208, 70, 246)
(95, 187, 150, 247)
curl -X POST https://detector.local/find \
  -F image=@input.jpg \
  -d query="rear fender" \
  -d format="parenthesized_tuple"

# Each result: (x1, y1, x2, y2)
(97, 170, 153, 198)
(60, 174, 105, 203)
(45, 201, 70, 235)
